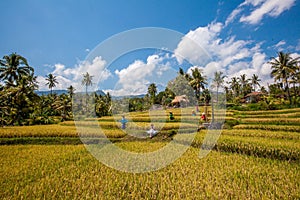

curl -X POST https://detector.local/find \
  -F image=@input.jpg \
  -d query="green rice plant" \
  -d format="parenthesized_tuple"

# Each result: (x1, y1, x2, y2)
(0, 125, 78, 138)
(240, 118, 300, 125)
(234, 108, 300, 115)
(0, 125, 127, 139)
(222, 129, 300, 140)
(233, 124, 300, 132)
(236, 112, 300, 119)
(215, 136, 300, 161)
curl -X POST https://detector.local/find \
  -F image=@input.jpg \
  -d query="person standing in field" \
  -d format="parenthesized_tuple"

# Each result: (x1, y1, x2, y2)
(169, 112, 174, 120)
(120, 115, 128, 129)
(192, 110, 196, 116)
(201, 112, 206, 121)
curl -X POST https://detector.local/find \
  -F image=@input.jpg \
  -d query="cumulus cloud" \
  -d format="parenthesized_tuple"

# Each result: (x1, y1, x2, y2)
(39, 56, 110, 92)
(111, 54, 176, 96)
(175, 0, 296, 90)
(226, 0, 296, 25)
(174, 22, 223, 65)
(174, 20, 275, 89)
(240, 0, 295, 24)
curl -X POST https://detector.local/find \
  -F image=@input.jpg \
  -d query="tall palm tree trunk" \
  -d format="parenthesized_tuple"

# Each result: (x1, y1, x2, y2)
(285, 77, 292, 105)
(85, 85, 88, 112)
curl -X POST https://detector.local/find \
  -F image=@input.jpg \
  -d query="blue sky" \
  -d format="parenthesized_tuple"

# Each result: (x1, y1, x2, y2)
(1, 0, 300, 95)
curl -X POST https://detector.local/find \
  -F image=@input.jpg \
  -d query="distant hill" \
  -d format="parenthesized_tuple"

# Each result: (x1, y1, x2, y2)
(35, 89, 106, 96)
(111, 94, 145, 100)
(35, 90, 67, 96)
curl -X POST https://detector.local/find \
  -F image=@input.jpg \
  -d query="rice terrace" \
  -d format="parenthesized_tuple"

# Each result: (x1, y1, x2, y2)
(0, 106, 300, 199)
(1, 0, 300, 199)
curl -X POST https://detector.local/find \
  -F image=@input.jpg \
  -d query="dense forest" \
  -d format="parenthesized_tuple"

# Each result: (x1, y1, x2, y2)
(0, 52, 299, 126)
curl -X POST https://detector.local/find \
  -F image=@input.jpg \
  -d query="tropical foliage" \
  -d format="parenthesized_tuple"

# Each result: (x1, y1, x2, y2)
(0, 51, 299, 125)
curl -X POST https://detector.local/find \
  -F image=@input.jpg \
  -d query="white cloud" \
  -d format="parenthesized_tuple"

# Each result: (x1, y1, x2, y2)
(272, 40, 286, 51)
(290, 52, 300, 60)
(275, 40, 286, 48)
(240, 0, 295, 25)
(111, 54, 175, 96)
(52, 63, 65, 75)
(296, 39, 300, 51)
(40, 56, 111, 92)
(225, 7, 243, 26)
(174, 22, 223, 65)
(174, 20, 276, 89)
(225, 0, 295, 25)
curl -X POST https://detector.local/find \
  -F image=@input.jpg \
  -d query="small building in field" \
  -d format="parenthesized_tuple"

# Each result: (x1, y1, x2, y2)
(244, 92, 264, 103)
(171, 95, 189, 107)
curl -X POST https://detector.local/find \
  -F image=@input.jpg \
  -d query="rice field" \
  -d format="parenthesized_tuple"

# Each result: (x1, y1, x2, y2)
(0, 145, 299, 199)
(0, 107, 299, 199)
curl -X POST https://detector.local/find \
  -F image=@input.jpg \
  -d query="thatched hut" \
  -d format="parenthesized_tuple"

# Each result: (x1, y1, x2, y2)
(171, 95, 189, 107)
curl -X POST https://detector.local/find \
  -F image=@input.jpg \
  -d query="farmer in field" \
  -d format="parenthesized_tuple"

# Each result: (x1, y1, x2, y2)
(169, 112, 174, 120)
(201, 112, 206, 121)
(191, 110, 196, 116)
(120, 115, 128, 129)
(147, 124, 157, 138)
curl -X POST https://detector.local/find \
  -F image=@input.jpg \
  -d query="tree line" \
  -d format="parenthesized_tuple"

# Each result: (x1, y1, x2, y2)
(0, 51, 299, 125)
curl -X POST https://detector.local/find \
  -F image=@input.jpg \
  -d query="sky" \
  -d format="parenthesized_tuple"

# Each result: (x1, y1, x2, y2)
(1, 0, 300, 95)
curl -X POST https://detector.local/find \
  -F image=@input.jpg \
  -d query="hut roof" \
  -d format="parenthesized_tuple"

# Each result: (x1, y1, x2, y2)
(245, 91, 264, 97)
(171, 95, 189, 103)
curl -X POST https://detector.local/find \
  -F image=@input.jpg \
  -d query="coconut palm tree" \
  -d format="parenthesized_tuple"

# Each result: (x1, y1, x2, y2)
(67, 85, 75, 110)
(53, 94, 72, 121)
(229, 77, 240, 99)
(251, 74, 261, 92)
(82, 72, 93, 95)
(81, 72, 93, 112)
(269, 52, 300, 104)
(189, 68, 207, 101)
(67, 85, 75, 99)
(239, 74, 251, 96)
(148, 83, 157, 104)
(212, 71, 226, 103)
(45, 73, 58, 95)
(3, 74, 39, 125)
(0, 53, 34, 86)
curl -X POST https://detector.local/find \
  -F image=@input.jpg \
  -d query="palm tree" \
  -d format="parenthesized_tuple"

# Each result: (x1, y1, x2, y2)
(148, 83, 157, 104)
(178, 67, 185, 76)
(81, 72, 93, 112)
(3, 74, 39, 125)
(189, 68, 207, 101)
(82, 72, 93, 94)
(67, 85, 75, 99)
(229, 77, 240, 99)
(269, 52, 299, 104)
(239, 74, 251, 96)
(45, 73, 58, 95)
(212, 71, 226, 103)
(251, 74, 261, 92)
(53, 94, 72, 121)
(67, 85, 75, 110)
(0, 53, 34, 86)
